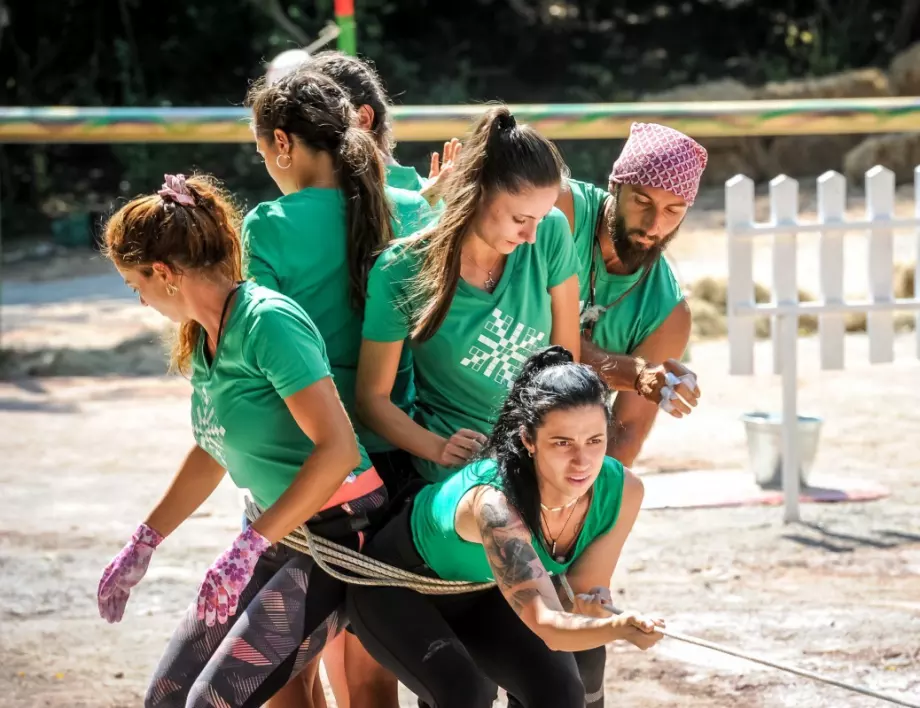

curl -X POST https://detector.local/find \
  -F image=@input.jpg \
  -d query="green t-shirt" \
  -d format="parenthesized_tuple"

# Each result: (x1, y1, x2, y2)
(411, 456, 626, 582)
(241, 186, 433, 454)
(385, 162, 427, 192)
(363, 208, 579, 482)
(567, 178, 684, 355)
(190, 281, 372, 509)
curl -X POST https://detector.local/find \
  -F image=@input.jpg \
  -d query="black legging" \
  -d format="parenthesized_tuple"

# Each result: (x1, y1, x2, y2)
(146, 485, 386, 708)
(346, 502, 602, 708)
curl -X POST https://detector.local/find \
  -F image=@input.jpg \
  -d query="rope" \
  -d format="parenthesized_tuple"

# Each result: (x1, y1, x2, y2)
(243, 498, 495, 595)
(650, 625, 919, 707)
(252, 501, 918, 707)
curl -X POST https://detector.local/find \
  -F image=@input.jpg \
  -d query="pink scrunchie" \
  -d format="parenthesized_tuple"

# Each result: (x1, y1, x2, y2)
(157, 173, 196, 207)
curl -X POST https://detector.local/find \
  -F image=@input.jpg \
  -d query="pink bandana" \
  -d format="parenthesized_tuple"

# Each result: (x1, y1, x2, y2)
(609, 122, 708, 206)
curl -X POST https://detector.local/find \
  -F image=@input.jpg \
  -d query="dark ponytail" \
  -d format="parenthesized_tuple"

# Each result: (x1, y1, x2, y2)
(335, 125, 395, 309)
(246, 69, 393, 310)
(306, 50, 395, 155)
(404, 103, 568, 342)
(481, 345, 612, 538)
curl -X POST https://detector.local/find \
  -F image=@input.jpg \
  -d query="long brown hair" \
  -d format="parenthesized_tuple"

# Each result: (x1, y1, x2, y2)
(246, 69, 394, 311)
(102, 174, 243, 375)
(404, 104, 566, 342)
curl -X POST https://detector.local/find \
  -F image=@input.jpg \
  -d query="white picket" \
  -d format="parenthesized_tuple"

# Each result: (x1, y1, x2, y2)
(915, 166, 920, 358)
(817, 171, 847, 370)
(866, 166, 896, 364)
(768, 175, 801, 521)
(725, 163, 920, 524)
(726, 175, 755, 376)
(770, 176, 799, 376)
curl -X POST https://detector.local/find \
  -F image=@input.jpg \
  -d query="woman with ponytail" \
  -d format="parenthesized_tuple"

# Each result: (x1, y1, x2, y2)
(357, 104, 583, 486)
(346, 345, 661, 708)
(304, 49, 461, 208)
(96, 174, 387, 708)
(244, 69, 416, 708)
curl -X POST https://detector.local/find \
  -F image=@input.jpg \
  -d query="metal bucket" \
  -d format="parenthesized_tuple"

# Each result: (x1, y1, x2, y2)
(740, 412, 823, 490)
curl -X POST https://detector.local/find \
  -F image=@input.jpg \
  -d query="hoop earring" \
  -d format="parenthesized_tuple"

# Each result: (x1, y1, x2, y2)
(276, 153, 292, 170)
(165, 282, 178, 296)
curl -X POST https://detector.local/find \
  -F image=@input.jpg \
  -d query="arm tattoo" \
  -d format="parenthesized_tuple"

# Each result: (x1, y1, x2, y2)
(478, 496, 550, 615)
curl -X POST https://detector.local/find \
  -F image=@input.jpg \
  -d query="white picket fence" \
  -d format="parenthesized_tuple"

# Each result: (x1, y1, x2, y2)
(726, 165, 920, 522)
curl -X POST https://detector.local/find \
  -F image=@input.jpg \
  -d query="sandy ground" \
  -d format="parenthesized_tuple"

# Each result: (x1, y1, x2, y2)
(2, 182, 919, 707)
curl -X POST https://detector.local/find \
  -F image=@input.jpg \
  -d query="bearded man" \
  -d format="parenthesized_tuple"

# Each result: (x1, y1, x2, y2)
(556, 122, 709, 467)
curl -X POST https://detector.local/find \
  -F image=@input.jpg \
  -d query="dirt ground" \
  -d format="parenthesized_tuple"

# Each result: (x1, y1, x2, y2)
(2, 182, 919, 707)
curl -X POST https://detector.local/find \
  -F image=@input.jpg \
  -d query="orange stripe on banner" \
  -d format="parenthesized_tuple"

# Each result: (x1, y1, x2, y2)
(319, 466, 383, 512)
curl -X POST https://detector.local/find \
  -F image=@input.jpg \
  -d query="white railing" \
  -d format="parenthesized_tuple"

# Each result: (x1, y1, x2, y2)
(726, 165, 920, 523)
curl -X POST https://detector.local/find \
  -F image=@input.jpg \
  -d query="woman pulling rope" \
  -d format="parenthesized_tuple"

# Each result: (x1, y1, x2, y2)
(345, 345, 664, 708)
(95, 174, 387, 708)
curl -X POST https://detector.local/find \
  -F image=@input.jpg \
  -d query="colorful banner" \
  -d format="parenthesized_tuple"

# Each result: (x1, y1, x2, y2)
(1, 98, 918, 144)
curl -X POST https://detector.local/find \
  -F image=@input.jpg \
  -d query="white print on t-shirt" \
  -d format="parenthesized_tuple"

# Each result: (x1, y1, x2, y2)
(460, 308, 547, 387)
(192, 385, 228, 467)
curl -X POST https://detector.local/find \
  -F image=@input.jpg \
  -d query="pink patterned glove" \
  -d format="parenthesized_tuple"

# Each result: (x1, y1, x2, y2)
(196, 526, 271, 627)
(97, 523, 164, 623)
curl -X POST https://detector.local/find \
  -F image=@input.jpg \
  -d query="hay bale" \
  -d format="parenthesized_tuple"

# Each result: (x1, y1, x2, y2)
(895, 262, 916, 298)
(889, 42, 920, 96)
(756, 68, 892, 100)
(688, 297, 727, 339)
(843, 134, 920, 184)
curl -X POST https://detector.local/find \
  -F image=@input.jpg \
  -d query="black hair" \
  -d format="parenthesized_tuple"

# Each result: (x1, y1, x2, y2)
(482, 345, 612, 536)
(305, 50, 395, 154)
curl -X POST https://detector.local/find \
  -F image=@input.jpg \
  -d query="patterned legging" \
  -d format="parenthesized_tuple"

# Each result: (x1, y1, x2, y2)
(145, 485, 386, 708)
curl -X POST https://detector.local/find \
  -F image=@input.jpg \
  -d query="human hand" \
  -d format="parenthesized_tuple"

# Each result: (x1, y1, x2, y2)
(572, 586, 616, 618)
(97, 523, 164, 623)
(438, 428, 488, 467)
(613, 610, 666, 650)
(196, 526, 271, 627)
(635, 359, 700, 417)
(421, 138, 462, 206)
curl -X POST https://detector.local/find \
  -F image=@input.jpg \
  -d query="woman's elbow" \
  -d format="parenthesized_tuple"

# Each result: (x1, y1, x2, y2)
(519, 603, 566, 651)
(319, 430, 363, 472)
(356, 389, 387, 428)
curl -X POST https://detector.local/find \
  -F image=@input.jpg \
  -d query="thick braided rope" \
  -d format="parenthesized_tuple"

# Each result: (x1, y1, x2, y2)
(243, 498, 495, 595)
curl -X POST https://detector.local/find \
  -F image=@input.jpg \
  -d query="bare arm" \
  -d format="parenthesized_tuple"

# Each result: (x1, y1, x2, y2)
(549, 274, 582, 362)
(581, 337, 644, 392)
(355, 338, 448, 463)
(566, 468, 644, 595)
(474, 487, 655, 652)
(144, 445, 227, 538)
(249, 377, 362, 544)
(607, 301, 693, 467)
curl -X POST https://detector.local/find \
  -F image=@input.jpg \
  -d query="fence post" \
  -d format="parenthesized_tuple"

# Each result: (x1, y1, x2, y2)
(866, 166, 896, 364)
(769, 175, 802, 522)
(818, 171, 847, 370)
(915, 166, 920, 358)
(727, 175, 756, 376)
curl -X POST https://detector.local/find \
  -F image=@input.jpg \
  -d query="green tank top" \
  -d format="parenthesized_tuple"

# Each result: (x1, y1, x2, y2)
(410, 456, 626, 582)
(567, 178, 683, 355)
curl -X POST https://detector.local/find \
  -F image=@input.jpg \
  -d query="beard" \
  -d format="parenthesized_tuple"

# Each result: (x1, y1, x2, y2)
(607, 212, 678, 273)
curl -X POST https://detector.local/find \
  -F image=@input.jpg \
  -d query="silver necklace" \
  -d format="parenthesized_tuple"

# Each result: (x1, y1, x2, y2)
(463, 252, 502, 292)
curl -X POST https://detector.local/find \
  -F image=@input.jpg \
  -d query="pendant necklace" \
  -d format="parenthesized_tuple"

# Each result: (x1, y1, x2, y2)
(540, 499, 580, 561)
(463, 252, 502, 293)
